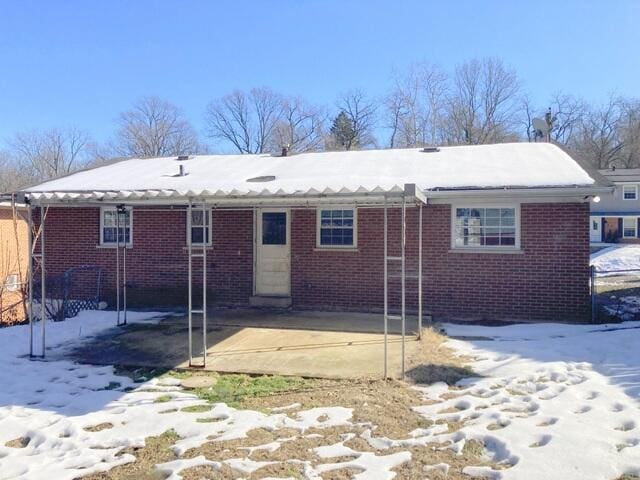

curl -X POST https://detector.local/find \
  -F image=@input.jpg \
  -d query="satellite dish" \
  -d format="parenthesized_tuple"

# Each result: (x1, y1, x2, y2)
(532, 117, 549, 134)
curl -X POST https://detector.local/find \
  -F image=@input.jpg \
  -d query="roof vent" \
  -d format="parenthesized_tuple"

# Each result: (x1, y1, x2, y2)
(422, 146, 440, 153)
(176, 155, 190, 161)
(246, 175, 276, 183)
(178, 165, 187, 177)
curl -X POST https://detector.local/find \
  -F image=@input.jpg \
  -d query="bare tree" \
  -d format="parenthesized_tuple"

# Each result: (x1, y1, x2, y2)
(385, 63, 448, 147)
(547, 93, 588, 145)
(271, 97, 325, 153)
(0, 151, 30, 193)
(9, 127, 91, 183)
(573, 95, 623, 169)
(520, 95, 537, 142)
(205, 88, 285, 154)
(115, 96, 200, 158)
(329, 89, 378, 150)
(385, 87, 407, 148)
(444, 57, 522, 145)
(616, 100, 640, 168)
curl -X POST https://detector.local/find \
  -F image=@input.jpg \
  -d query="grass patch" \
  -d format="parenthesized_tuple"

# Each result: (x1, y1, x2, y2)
(196, 417, 222, 423)
(186, 373, 318, 408)
(180, 405, 211, 413)
(462, 439, 485, 458)
(132, 368, 321, 408)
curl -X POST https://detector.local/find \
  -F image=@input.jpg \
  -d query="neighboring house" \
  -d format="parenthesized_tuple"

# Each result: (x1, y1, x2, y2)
(590, 168, 640, 244)
(16, 143, 610, 323)
(0, 202, 28, 325)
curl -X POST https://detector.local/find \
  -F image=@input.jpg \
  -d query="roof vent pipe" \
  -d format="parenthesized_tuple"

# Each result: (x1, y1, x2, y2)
(281, 144, 290, 157)
(179, 165, 186, 176)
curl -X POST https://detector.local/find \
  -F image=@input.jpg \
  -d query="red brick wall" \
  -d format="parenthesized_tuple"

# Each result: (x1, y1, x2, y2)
(37, 202, 590, 322)
(291, 203, 590, 322)
(35, 207, 253, 307)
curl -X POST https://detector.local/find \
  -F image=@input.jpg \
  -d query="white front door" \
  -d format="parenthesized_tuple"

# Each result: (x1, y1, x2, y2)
(590, 216, 602, 243)
(256, 209, 291, 296)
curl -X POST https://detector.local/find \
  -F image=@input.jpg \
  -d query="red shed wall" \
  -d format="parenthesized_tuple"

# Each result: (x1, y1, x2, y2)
(36, 202, 590, 322)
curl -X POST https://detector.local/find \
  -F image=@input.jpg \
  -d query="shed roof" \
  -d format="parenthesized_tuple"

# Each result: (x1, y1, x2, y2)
(22, 143, 604, 203)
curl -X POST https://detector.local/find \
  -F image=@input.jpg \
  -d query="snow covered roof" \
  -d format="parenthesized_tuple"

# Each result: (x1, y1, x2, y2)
(23, 143, 604, 203)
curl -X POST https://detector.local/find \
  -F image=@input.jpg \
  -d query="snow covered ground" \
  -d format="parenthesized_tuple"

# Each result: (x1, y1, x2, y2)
(591, 244, 640, 274)
(1, 313, 640, 479)
(0, 312, 399, 479)
(419, 322, 640, 479)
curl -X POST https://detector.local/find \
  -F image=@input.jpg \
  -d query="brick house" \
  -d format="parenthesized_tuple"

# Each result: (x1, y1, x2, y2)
(0, 202, 28, 325)
(18, 143, 611, 323)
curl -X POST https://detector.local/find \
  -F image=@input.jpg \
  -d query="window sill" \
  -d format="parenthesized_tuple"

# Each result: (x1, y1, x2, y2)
(314, 247, 359, 252)
(96, 244, 133, 249)
(448, 248, 523, 255)
(181, 246, 214, 250)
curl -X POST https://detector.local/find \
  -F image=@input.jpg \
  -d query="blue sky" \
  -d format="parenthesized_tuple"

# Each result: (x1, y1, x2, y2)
(0, 0, 638, 145)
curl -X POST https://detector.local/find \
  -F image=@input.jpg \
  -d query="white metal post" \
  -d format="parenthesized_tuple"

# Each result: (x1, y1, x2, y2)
(202, 202, 207, 367)
(187, 200, 193, 366)
(418, 203, 423, 339)
(116, 209, 121, 325)
(401, 197, 406, 380)
(40, 204, 46, 358)
(383, 198, 388, 380)
(28, 205, 33, 357)
(123, 223, 127, 325)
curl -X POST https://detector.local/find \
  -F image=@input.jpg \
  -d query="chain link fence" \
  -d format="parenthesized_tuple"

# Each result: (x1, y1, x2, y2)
(591, 265, 640, 322)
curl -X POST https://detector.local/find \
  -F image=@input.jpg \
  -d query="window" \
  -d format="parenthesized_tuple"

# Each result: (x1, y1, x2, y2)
(262, 212, 287, 245)
(623, 185, 637, 200)
(4, 274, 19, 292)
(453, 207, 518, 249)
(100, 207, 132, 246)
(317, 208, 356, 248)
(623, 217, 637, 238)
(189, 208, 211, 245)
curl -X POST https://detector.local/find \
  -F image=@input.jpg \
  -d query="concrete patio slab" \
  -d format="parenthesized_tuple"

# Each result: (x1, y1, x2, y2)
(68, 310, 421, 379)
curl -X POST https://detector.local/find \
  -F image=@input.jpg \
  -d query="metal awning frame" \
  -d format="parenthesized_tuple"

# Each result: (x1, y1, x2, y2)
(27, 183, 427, 380)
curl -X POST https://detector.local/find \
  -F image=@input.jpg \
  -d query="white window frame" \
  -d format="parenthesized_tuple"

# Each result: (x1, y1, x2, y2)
(316, 206, 358, 249)
(623, 217, 637, 238)
(4, 274, 19, 292)
(451, 204, 521, 251)
(186, 207, 212, 246)
(100, 206, 133, 246)
(623, 185, 638, 200)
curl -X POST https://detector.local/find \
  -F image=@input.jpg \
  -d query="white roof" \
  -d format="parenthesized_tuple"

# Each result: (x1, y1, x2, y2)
(24, 143, 599, 202)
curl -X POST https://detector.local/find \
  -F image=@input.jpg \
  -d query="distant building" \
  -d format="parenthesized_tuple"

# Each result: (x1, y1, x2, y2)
(0, 202, 28, 325)
(591, 168, 640, 244)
